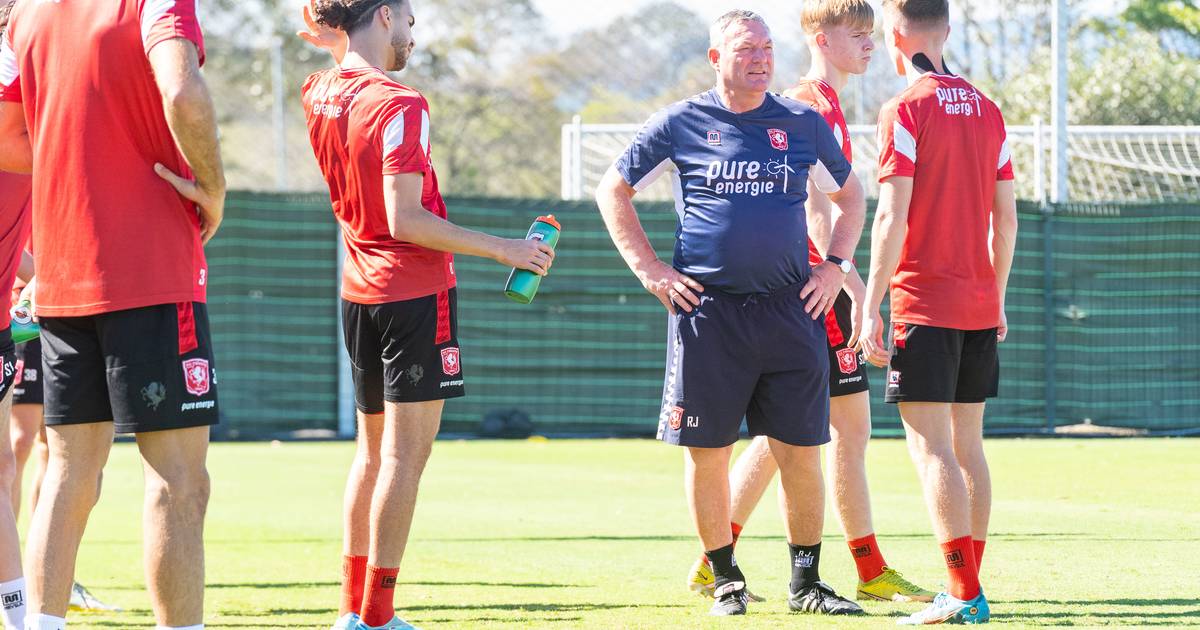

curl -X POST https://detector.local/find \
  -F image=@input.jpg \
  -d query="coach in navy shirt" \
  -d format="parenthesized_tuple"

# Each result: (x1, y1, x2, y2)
(596, 10, 867, 617)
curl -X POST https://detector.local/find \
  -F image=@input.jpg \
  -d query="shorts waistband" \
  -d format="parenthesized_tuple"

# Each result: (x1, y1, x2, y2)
(702, 281, 806, 307)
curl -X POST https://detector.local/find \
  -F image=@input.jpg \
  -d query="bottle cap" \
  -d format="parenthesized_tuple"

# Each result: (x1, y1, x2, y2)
(536, 215, 561, 230)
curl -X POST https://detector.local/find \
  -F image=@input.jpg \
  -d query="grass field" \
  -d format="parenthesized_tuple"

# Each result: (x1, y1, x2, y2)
(20, 438, 1199, 629)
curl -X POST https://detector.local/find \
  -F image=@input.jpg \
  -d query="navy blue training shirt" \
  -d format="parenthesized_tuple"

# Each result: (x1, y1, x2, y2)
(615, 89, 853, 295)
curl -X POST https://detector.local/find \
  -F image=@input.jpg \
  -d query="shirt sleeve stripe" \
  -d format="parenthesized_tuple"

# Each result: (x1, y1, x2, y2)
(631, 157, 673, 192)
(140, 0, 178, 46)
(382, 113, 405, 159)
(0, 39, 18, 88)
(419, 109, 430, 155)
(810, 160, 842, 194)
(997, 138, 1011, 170)
(893, 121, 917, 165)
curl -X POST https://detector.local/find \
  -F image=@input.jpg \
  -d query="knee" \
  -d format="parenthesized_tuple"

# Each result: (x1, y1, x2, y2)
(147, 467, 211, 520)
(772, 444, 821, 474)
(10, 426, 37, 461)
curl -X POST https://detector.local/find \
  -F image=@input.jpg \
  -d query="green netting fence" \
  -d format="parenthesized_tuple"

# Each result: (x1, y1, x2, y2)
(208, 193, 1199, 437)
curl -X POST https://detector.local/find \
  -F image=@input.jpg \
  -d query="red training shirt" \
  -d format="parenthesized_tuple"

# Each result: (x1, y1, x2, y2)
(0, 0, 209, 317)
(784, 78, 852, 268)
(877, 73, 1013, 331)
(785, 78, 855, 345)
(302, 66, 454, 303)
(0, 173, 31, 329)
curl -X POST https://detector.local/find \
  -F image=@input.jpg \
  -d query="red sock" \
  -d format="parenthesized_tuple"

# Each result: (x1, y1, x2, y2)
(940, 536, 980, 601)
(847, 534, 888, 582)
(340, 555, 367, 616)
(700, 522, 746, 565)
(360, 565, 400, 627)
(973, 539, 986, 573)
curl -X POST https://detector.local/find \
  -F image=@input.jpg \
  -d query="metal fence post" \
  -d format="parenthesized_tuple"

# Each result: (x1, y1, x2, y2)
(1042, 201, 1057, 432)
(270, 36, 287, 191)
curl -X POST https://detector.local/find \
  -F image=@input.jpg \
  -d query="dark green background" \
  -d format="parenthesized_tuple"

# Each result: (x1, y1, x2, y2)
(206, 194, 1199, 436)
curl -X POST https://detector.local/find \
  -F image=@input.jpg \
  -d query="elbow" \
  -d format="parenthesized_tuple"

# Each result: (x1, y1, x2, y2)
(160, 75, 210, 115)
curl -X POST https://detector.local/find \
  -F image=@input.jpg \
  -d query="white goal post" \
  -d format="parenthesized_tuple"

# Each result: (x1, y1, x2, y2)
(562, 118, 1200, 204)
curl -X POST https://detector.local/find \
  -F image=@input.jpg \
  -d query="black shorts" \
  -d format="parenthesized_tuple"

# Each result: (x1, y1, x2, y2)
(826, 291, 870, 398)
(342, 289, 465, 414)
(41, 302, 220, 433)
(658, 282, 830, 449)
(884, 323, 999, 404)
(0, 328, 17, 403)
(13, 338, 43, 405)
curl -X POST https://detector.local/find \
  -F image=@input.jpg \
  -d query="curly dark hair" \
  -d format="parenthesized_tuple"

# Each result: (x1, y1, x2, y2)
(312, 0, 404, 33)
(0, 0, 16, 35)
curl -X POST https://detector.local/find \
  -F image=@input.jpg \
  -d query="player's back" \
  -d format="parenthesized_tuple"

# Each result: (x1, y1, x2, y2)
(302, 67, 453, 303)
(1, 0, 207, 316)
(877, 73, 1013, 330)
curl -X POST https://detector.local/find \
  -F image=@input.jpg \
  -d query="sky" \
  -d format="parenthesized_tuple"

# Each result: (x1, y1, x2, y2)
(532, 0, 1121, 37)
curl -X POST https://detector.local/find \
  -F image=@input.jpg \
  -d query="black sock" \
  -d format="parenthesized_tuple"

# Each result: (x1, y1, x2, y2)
(705, 543, 745, 589)
(789, 542, 822, 592)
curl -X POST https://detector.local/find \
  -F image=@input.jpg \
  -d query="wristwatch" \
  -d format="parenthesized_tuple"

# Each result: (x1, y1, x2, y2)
(826, 255, 853, 274)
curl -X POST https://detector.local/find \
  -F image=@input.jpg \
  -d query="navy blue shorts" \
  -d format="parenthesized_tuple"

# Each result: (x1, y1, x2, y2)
(657, 282, 830, 448)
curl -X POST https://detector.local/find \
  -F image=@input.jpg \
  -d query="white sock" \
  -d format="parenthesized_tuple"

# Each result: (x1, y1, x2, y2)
(0, 578, 26, 630)
(22, 613, 63, 630)
(156, 626, 203, 630)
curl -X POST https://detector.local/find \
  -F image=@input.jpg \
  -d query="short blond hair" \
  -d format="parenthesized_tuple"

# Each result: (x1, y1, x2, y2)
(881, 0, 949, 27)
(801, 0, 875, 34)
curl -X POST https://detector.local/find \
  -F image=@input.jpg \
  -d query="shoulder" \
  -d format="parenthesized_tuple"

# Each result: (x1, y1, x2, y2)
(769, 93, 824, 131)
(781, 80, 820, 107)
(301, 68, 335, 95)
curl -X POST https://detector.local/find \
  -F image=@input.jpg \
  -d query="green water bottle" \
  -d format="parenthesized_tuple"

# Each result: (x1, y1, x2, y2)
(10, 300, 39, 344)
(504, 215, 561, 304)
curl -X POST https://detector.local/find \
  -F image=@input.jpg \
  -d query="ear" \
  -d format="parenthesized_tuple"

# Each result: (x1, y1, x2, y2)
(815, 32, 828, 49)
(708, 47, 720, 69)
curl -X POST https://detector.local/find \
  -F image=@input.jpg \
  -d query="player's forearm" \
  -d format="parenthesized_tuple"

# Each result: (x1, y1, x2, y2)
(865, 205, 907, 311)
(991, 183, 1019, 304)
(390, 206, 506, 261)
(595, 170, 661, 280)
(0, 102, 32, 174)
(15, 250, 32, 283)
(805, 181, 833, 255)
(825, 174, 867, 261)
(161, 76, 225, 195)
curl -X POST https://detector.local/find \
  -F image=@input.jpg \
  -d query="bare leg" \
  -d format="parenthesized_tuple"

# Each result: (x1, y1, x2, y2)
(0, 389, 21, 582)
(950, 403, 990, 541)
(23, 422, 112, 616)
(8, 403, 40, 520)
(899, 403, 970, 542)
(684, 446, 735, 551)
(728, 436, 777, 527)
(367, 400, 442, 567)
(28, 426, 47, 517)
(768, 438, 824, 545)
(344, 411, 384, 557)
(137, 426, 210, 627)
(827, 391, 874, 540)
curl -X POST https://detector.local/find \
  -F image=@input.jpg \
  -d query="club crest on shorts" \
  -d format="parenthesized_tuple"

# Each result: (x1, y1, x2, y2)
(767, 128, 788, 151)
(440, 347, 461, 376)
(182, 358, 211, 396)
(668, 406, 684, 431)
(836, 347, 859, 375)
(888, 370, 902, 386)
